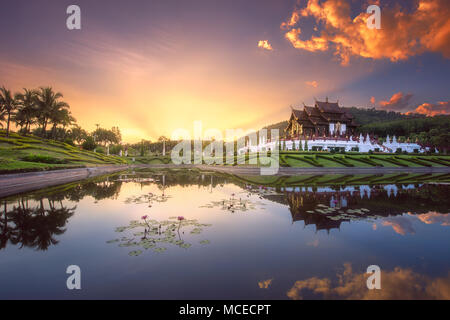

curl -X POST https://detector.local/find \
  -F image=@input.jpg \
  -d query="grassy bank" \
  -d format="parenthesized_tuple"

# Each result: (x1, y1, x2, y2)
(133, 151, 450, 168)
(1, 131, 449, 174)
(193, 151, 450, 168)
(277, 151, 450, 168)
(0, 131, 128, 174)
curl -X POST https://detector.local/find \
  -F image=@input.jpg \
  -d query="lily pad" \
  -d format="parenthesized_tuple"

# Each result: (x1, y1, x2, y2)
(128, 250, 142, 256)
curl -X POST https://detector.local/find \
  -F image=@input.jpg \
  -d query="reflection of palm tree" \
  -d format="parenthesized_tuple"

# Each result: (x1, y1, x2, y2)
(30, 204, 75, 250)
(8, 202, 35, 248)
(0, 201, 14, 249)
(0, 198, 75, 251)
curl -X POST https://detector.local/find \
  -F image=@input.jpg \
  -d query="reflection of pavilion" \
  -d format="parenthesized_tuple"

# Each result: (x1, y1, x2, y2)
(286, 192, 348, 233)
(259, 183, 449, 233)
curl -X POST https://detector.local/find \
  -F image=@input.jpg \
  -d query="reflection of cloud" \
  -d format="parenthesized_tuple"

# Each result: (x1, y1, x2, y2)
(379, 92, 414, 112)
(415, 212, 450, 226)
(258, 279, 273, 289)
(307, 239, 319, 247)
(305, 80, 318, 88)
(287, 263, 450, 299)
(407, 101, 450, 116)
(257, 40, 273, 51)
(381, 216, 415, 235)
(282, 0, 450, 65)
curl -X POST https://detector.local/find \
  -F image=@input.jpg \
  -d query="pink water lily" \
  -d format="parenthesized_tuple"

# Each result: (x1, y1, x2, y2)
(177, 216, 185, 231)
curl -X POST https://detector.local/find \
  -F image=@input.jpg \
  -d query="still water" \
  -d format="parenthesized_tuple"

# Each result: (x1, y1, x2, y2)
(0, 169, 449, 299)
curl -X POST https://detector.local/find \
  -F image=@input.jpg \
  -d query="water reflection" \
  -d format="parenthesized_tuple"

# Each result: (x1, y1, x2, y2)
(287, 263, 450, 300)
(0, 169, 448, 299)
(1, 170, 449, 250)
(276, 183, 449, 233)
(0, 199, 75, 251)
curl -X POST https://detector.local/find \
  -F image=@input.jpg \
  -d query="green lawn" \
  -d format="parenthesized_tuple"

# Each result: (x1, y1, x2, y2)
(2, 130, 449, 173)
(0, 131, 128, 173)
(136, 152, 450, 169)
(277, 152, 450, 168)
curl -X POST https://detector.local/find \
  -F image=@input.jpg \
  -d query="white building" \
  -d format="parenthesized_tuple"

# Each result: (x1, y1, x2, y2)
(237, 134, 427, 154)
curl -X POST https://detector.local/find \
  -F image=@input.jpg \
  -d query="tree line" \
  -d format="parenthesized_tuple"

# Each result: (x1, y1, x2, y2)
(359, 115, 450, 152)
(0, 86, 122, 151)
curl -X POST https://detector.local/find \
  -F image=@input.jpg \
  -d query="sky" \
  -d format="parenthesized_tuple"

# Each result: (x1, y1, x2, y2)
(0, 0, 449, 142)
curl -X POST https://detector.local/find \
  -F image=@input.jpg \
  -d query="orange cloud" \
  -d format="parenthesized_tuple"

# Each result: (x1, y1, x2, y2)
(370, 96, 376, 104)
(281, 0, 450, 65)
(305, 80, 318, 88)
(379, 92, 413, 112)
(407, 101, 450, 116)
(280, 10, 300, 30)
(257, 40, 273, 51)
(287, 263, 450, 299)
(258, 279, 273, 289)
(285, 28, 329, 52)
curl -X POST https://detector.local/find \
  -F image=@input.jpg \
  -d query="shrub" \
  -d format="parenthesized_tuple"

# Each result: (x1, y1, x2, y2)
(64, 138, 75, 146)
(109, 144, 123, 155)
(21, 154, 69, 164)
(95, 147, 106, 154)
(82, 136, 96, 151)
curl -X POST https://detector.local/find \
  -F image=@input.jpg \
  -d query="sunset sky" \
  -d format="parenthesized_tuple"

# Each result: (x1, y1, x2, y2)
(1, 0, 449, 142)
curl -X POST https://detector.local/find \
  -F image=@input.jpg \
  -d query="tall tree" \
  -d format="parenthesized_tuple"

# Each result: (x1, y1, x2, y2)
(49, 107, 74, 139)
(0, 86, 18, 137)
(14, 88, 38, 134)
(34, 87, 67, 137)
(70, 125, 88, 145)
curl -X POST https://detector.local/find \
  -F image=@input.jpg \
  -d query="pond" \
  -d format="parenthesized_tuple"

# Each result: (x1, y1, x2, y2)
(0, 169, 449, 299)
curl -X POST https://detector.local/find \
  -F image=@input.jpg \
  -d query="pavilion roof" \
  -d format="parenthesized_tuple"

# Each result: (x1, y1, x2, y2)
(316, 100, 343, 113)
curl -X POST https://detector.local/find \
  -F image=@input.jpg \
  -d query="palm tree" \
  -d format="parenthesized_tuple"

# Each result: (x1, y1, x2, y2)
(49, 106, 74, 139)
(14, 88, 38, 134)
(0, 107, 5, 129)
(0, 86, 18, 137)
(35, 87, 68, 138)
